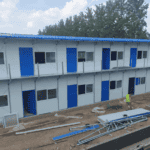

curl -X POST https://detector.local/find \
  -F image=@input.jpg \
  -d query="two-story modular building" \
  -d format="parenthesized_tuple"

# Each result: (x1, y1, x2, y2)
(0, 33, 150, 123)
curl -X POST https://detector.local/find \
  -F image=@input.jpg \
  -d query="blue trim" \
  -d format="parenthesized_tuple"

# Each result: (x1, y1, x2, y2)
(0, 34, 150, 42)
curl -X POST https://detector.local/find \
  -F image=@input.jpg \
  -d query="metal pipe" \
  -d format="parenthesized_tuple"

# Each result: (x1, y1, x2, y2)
(16, 122, 81, 135)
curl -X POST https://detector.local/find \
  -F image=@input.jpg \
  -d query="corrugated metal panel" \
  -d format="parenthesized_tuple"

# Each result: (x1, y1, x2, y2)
(0, 33, 150, 42)
(98, 108, 150, 123)
(101, 80, 109, 101)
(19, 47, 34, 76)
(67, 84, 77, 108)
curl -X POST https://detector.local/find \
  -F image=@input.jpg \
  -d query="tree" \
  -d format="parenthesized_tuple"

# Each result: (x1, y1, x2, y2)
(57, 19, 65, 36)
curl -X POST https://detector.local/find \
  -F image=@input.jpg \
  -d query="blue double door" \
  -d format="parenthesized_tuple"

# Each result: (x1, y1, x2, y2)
(22, 90, 36, 117)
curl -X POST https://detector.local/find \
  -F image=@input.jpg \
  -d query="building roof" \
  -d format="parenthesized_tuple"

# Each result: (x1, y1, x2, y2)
(0, 33, 150, 43)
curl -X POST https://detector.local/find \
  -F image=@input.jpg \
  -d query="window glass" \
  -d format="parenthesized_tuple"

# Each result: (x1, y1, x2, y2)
(48, 89, 56, 99)
(0, 52, 4, 64)
(137, 51, 142, 59)
(141, 77, 145, 84)
(46, 52, 55, 63)
(0, 95, 8, 107)
(78, 85, 85, 94)
(118, 52, 123, 59)
(86, 84, 93, 93)
(35, 52, 45, 64)
(37, 90, 47, 101)
(111, 51, 117, 61)
(110, 81, 115, 89)
(78, 52, 85, 62)
(117, 80, 122, 88)
(143, 51, 147, 58)
(86, 52, 93, 61)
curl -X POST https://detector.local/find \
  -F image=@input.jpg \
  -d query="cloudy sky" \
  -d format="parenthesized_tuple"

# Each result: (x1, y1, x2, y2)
(0, 0, 150, 35)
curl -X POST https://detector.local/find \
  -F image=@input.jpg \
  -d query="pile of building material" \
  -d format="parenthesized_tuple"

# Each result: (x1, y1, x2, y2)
(92, 107, 105, 113)
(54, 113, 82, 119)
(52, 108, 150, 146)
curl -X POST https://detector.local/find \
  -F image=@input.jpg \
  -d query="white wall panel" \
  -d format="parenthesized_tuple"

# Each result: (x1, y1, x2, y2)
(78, 93, 93, 106)
(95, 73, 102, 103)
(10, 80, 23, 118)
(0, 42, 8, 79)
(58, 76, 67, 110)
(57, 42, 66, 75)
(0, 80, 10, 123)
(37, 98, 58, 115)
(95, 43, 102, 71)
(21, 78, 35, 91)
(134, 70, 146, 95)
(78, 74, 94, 85)
(146, 69, 150, 93)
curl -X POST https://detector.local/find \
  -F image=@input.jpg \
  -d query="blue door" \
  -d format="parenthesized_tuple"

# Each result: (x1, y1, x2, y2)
(22, 90, 36, 117)
(67, 48, 77, 73)
(67, 84, 77, 108)
(19, 47, 34, 76)
(130, 48, 137, 68)
(102, 48, 110, 70)
(101, 81, 109, 101)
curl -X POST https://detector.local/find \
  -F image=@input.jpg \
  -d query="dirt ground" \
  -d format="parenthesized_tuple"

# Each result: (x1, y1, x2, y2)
(1, 92, 150, 150)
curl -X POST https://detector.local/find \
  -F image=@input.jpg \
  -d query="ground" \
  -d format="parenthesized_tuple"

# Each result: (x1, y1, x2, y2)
(1, 92, 150, 150)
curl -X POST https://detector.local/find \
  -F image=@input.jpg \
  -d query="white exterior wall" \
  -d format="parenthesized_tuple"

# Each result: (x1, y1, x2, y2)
(134, 70, 146, 95)
(78, 74, 94, 106)
(0, 41, 8, 80)
(137, 43, 149, 68)
(77, 42, 94, 73)
(110, 42, 124, 69)
(0, 80, 10, 123)
(9, 80, 23, 118)
(95, 73, 102, 103)
(33, 41, 57, 76)
(36, 77, 58, 115)
(109, 72, 123, 100)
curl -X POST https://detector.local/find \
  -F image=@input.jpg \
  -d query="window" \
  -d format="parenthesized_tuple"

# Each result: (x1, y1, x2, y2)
(86, 52, 93, 61)
(111, 51, 117, 61)
(117, 80, 122, 88)
(46, 52, 55, 63)
(0, 95, 8, 107)
(136, 78, 140, 85)
(48, 89, 56, 99)
(86, 84, 93, 93)
(78, 85, 85, 95)
(143, 51, 147, 58)
(35, 52, 45, 64)
(137, 51, 142, 59)
(118, 52, 123, 60)
(141, 77, 145, 84)
(37, 90, 47, 101)
(110, 81, 115, 89)
(0, 52, 4, 64)
(78, 52, 85, 62)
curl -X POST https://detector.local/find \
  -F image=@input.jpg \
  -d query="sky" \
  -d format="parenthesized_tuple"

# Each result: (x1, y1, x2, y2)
(0, 0, 150, 35)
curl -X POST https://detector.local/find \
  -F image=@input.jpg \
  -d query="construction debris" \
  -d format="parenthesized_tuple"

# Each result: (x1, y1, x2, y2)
(54, 113, 82, 119)
(92, 107, 105, 113)
(16, 122, 81, 135)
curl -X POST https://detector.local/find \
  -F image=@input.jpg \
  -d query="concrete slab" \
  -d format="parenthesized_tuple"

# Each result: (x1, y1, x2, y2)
(98, 108, 150, 122)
